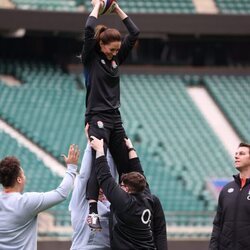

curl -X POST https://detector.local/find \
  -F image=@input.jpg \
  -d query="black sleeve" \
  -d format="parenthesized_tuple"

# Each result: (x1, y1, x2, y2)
(81, 16, 98, 65)
(117, 17, 140, 65)
(127, 157, 153, 194)
(128, 157, 144, 175)
(209, 194, 223, 249)
(152, 195, 168, 250)
(95, 156, 131, 211)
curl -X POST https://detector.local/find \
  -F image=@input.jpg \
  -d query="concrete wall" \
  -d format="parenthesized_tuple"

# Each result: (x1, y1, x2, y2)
(38, 240, 209, 250)
(1, 8, 250, 37)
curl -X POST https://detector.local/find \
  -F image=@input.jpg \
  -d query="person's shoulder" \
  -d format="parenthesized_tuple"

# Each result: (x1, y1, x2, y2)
(21, 191, 43, 200)
(225, 178, 237, 187)
(148, 194, 163, 210)
(0, 192, 22, 198)
(220, 179, 237, 194)
(151, 194, 160, 202)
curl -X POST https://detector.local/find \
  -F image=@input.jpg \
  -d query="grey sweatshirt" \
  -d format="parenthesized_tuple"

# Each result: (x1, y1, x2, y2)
(0, 164, 77, 250)
(69, 144, 117, 250)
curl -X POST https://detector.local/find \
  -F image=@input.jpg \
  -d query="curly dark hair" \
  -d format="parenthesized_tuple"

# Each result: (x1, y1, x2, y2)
(0, 156, 21, 187)
(121, 172, 146, 193)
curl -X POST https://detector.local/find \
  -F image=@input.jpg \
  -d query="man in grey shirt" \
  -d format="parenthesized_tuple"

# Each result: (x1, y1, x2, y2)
(0, 144, 80, 250)
(69, 144, 117, 250)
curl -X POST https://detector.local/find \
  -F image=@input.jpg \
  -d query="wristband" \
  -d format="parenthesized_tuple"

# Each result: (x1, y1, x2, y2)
(128, 147, 136, 153)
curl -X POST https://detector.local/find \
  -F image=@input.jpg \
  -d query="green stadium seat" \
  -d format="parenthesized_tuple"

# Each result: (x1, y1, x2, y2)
(215, 0, 250, 14)
(1, 59, 242, 237)
(83, 0, 196, 14)
(204, 75, 250, 142)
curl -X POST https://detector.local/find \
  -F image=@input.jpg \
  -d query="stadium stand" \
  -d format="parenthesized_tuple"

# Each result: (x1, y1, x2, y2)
(0, 59, 86, 159)
(6, 0, 196, 13)
(84, 0, 196, 13)
(8, 0, 250, 15)
(9, 0, 81, 11)
(215, 0, 250, 14)
(204, 75, 250, 143)
(1, 0, 250, 247)
(0, 129, 72, 235)
(120, 74, 235, 232)
(1, 60, 242, 238)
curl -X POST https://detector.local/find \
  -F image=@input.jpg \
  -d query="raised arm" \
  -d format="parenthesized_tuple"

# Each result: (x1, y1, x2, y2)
(69, 142, 118, 211)
(113, 4, 140, 64)
(24, 145, 80, 214)
(113, 2, 128, 20)
(89, 0, 102, 18)
(81, 0, 102, 64)
(69, 144, 92, 214)
(124, 138, 144, 175)
(90, 136, 131, 211)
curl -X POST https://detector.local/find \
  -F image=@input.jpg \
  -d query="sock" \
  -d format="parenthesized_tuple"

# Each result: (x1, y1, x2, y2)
(89, 202, 98, 214)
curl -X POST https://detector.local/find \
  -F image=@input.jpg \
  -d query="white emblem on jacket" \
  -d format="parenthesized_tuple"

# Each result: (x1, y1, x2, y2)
(97, 121, 104, 128)
(228, 188, 234, 193)
(247, 190, 250, 200)
(112, 60, 117, 69)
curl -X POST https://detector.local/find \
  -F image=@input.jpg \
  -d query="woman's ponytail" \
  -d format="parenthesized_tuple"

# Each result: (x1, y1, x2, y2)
(94, 25, 108, 43)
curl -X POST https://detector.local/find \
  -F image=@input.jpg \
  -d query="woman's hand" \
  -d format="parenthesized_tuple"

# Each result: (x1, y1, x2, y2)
(91, 0, 103, 8)
(112, 2, 127, 20)
(90, 0, 103, 17)
(111, 2, 118, 13)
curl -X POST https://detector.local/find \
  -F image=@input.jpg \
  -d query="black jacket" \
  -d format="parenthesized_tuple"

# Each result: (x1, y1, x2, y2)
(81, 16, 140, 116)
(122, 156, 168, 249)
(209, 174, 250, 250)
(151, 195, 168, 250)
(95, 156, 156, 250)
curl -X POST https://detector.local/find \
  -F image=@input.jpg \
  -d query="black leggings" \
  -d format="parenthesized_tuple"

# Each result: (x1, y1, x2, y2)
(86, 110, 130, 201)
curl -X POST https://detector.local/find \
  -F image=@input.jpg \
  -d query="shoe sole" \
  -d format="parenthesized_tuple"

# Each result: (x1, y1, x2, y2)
(91, 228, 102, 232)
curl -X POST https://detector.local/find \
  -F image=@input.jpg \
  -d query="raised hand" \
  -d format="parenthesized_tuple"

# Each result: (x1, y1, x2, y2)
(61, 144, 80, 165)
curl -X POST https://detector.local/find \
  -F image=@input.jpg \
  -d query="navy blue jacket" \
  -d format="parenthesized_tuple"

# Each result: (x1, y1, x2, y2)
(209, 174, 250, 250)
